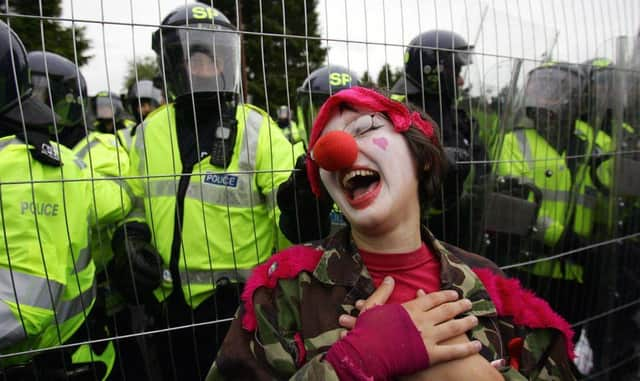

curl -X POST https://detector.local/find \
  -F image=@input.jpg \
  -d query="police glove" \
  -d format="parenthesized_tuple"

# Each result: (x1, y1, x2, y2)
(278, 154, 333, 243)
(439, 147, 472, 209)
(111, 222, 164, 304)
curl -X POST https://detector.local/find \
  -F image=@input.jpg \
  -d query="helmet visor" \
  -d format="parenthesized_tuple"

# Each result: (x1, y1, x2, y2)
(524, 68, 580, 112)
(627, 72, 640, 124)
(163, 24, 240, 97)
(32, 73, 84, 127)
(95, 96, 123, 120)
(277, 106, 290, 121)
(130, 80, 162, 106)
(454, 46, 474, 66)
(31, 74, 50, 105)
(589, 69, 617, 116)
(0, 31, 29, 115)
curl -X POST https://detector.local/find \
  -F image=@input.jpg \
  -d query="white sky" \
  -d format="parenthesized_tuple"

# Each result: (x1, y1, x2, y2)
(60, 0, 640, 96)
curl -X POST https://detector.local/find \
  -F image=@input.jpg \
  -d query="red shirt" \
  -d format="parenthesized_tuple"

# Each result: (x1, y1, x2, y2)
(359, 243, 441, 304)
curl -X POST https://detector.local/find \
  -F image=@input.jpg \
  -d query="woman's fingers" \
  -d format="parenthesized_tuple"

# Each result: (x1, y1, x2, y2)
(429, 339, 483, 364)
(358, 276, 395, 312)
(491, 359, 506, 368)
(423, 298, 473, 324)
(405, 289, 460, 313)
(398, 290, 481, 367)
(338, 314, 356, 330)
(432, 315, 479, 343)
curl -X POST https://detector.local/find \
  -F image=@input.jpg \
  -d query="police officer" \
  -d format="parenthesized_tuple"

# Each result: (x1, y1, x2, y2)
(28, 50, 157, 380)
(28, 52, 133, 263)
(276, 105, 305, 148)
(91, 91, 136, 134)
(126, 79, 163, 124)
(391, 30, 484, 250)
(0, 21, 128, 379)
(580, 57, 640, 377)
(29, 51, 134, 260)
(118, 4, 296, 379)
(487, 62, 596, 326)
(277, 65, 360, 243)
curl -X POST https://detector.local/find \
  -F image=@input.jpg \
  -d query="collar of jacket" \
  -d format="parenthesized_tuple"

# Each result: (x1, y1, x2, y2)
(311, 226, 498, 318)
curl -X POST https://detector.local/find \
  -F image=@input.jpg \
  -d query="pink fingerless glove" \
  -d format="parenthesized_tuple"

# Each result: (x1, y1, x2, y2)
(325, 304, 429, 381)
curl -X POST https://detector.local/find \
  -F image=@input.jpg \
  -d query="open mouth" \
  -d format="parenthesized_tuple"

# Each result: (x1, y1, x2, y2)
(341, 168, 382, 208)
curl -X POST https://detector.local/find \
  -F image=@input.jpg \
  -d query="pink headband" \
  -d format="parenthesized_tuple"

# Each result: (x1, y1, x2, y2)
(306, 86, 438, 197)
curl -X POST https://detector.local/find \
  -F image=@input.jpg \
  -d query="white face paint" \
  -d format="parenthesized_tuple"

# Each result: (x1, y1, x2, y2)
(319, 107, 421, 234)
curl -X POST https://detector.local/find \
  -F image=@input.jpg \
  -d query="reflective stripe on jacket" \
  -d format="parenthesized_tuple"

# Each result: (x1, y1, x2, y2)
(493, 125, 599, 282)
(0, 135, 120, 365)
(128, 103, 296, 308)
(495, 128, 574, 246)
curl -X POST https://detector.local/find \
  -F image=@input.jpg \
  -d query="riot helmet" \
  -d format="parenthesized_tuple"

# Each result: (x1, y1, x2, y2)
(126, 79, 162, 122)
(276, 105, 291, 128)
(296, 65, 360, 138)
(626, 69, 640, 127)
(0, 20, 56, 127)
(27, 51, 87, 128)
(523, 62, 586, 146)
(151, 4, 240, 101)
(583, 58, 619, 133)
(392, 30, 474, 102)
(91, 91, 128, 132)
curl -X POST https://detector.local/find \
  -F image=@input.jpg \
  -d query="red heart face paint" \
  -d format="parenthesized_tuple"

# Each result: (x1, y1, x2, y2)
(372, 137, 388, 150)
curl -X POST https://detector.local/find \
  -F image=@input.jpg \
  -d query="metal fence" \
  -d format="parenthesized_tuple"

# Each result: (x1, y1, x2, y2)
(0, 0, 639, 380)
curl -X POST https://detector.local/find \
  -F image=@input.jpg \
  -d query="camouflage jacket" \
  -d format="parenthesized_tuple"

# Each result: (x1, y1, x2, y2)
(208, 227, 576, 381)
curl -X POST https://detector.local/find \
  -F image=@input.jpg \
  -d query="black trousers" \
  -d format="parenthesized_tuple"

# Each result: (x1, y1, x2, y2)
(154, 283, 243, 381)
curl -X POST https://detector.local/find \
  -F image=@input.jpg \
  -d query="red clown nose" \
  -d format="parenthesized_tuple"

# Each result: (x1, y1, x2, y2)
(311, 130, 358, 172)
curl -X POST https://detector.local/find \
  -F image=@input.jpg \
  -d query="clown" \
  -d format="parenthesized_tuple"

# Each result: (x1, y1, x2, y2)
(208, 87, 577, 381)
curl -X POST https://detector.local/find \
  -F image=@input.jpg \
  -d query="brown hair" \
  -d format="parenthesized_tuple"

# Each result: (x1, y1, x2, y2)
(401, 107, 447, 218)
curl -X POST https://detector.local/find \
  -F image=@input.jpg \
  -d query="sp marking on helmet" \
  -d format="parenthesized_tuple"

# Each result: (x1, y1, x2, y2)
(296, 65, 360, 138)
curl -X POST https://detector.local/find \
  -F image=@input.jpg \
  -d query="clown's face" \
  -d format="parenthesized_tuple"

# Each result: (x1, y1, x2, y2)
(319, 107, 421, 234)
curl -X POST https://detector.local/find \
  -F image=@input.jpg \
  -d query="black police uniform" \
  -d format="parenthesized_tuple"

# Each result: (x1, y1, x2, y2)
(391, 30, 486, 251)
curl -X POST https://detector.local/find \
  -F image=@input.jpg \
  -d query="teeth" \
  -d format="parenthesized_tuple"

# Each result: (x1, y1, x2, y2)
(342, 169, 376, 188)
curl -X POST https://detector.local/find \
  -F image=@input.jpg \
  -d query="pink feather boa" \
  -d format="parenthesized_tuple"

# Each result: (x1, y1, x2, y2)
(473, 267, 575, 359)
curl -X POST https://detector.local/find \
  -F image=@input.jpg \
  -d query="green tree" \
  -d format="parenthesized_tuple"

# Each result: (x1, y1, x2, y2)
(206, 0, 326, 117)
(3, 1, 91, 66)
(122, 56, 159, 92)
(376, 63, 403, 91)
(360, 70, 375, 87)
